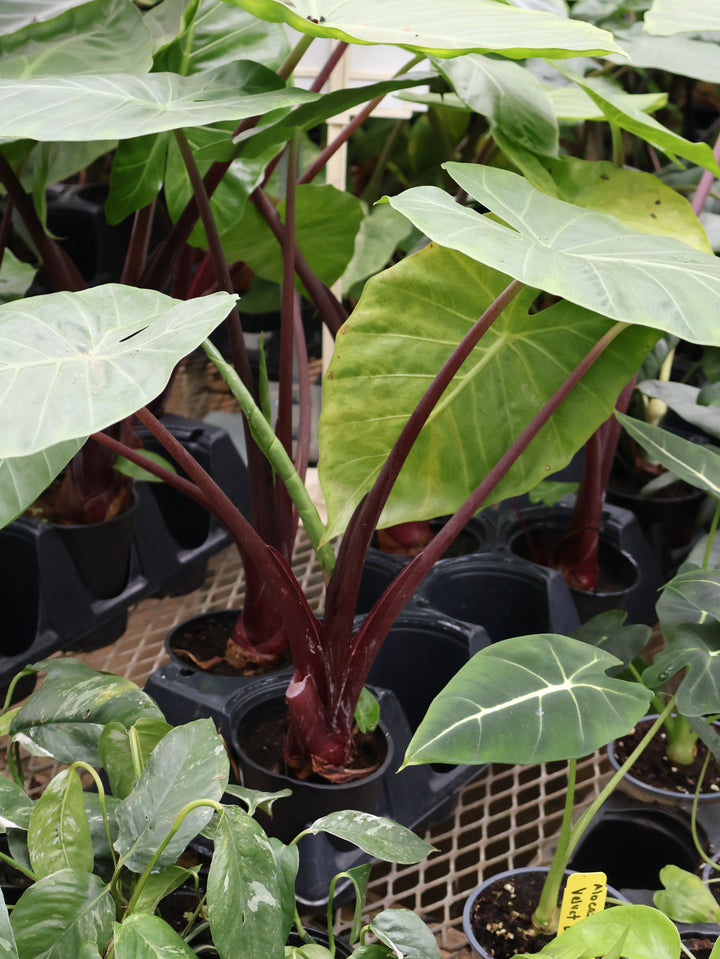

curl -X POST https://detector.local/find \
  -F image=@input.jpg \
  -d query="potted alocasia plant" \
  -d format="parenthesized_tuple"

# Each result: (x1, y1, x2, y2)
(4, 0, 720, 856)
(0, 657, 439, 958)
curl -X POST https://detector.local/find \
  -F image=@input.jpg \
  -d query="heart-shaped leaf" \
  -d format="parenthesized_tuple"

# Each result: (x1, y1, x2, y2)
(403, 634, 651, 766)
(543, 904, 680, 959)
(654, 865, 720, 923)
(319, 244, 656, 537)
(0, 61, 315, 141)
(208, 805, 286, 959)
(0, 285, 236, 459)
(305, 811, 434, 864)
(386, 163, 720, 345)
(10, 869, 115, 959)
(226, 0, 623, 58)
(114, 719, 229, 872)
(27, 768, 94, 878)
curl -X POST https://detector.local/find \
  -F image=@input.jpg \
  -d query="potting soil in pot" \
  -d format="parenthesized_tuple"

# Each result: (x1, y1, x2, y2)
(613, 721, 720, 796)
(169, 611, 292, 677)
(467, 872, 571, 959)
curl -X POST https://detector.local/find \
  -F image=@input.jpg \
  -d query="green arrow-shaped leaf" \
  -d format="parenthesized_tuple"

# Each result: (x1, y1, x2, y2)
(386, 163, 720, 345)
(403, 634, 651, 766)
(369, 909, 440, 959)
(0, 61, 315, 141)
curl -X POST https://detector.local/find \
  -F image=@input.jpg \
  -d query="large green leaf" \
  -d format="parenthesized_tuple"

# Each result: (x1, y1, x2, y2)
(113, 914, 198, 958)
(0, 440, 84, 528)
(305, 812, 434, 864)
(8, 659, 165, 767)
(555, 67, 720, 176)
(0, 285, 236, 459)
(0, 61, 315, 141)
(0, 776, 33, 831)
(157, 0, 290, 75)
(340, 203, 414, 296)
(10, 869, 115, 959)
(547, 83, 665, 122)
(0, 1, 91, 34)
(114, 719, 229, 872)
(106, 132, 170, 225)
(225, 0, 624, 58)
(654, 865, 720, 923)
(0, 0, 153, 79)
(539, 904, 680, 959)
(645, 0, 720, 35)
(437, 54, 558, 157)
(615, 413, 720, 499)
(27, 768, 94, 878)
(386, 163, 720, 345)
(496, 150, 712, 254)
(207, 806, 286, 959)
(403, 634, 651, 766)
(319, 245, 656, 538)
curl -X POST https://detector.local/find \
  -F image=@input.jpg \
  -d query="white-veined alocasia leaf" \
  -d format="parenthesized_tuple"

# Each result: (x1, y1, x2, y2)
(636, 569, 720, 715)
(8, 659, 165, 767)
(654, 865, 720, 923)
(369, 909, 440, 959)
(113, 914, 198, 958)
(637, 380, 720, 439)
(208, 806, 286, 959)
(645, 0, 720, 35)
(0, 0, 90, 35)
(305, 812, 434, 864)
(437, 54, 558, 157)
(319, 244, 657, 539)
(0, 0, 153, 79)
(403, 634, 651, 766)
(387, 163, 720, 345)
(27, 768, 93, 879)
(114, 719, 228, 872)
(9, 870, 115, 959)
(541, 904, 680, 959)
(493, 149, 712, 255)
(615, 413, 720, 500)
(0, 60, 315, 141)
(224, 0, 623, 58)
(0, 439, 84, 529)
(0, 285, 236, 459)
(554, 66, 720, 176)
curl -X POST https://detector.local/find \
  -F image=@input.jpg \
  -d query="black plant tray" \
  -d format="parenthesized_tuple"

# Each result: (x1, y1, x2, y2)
(133, 414, 251, 597)
(568, 792, 720, 931)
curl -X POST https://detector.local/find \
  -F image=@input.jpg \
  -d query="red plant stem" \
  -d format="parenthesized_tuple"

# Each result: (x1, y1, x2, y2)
(0, 152, 85, 292)
(322, 279, 524, 702)
(341, 321, 630, 715)
(120, 200, 156, 286)
(250, 188, 347, 335)
(692, 130, 720, 215)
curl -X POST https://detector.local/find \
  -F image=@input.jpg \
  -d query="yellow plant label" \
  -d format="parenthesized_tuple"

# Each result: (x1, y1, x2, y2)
(557, 872, 607, 933)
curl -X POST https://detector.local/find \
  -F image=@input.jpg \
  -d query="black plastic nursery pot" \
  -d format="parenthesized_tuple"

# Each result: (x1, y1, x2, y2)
(496, 501, 663, 626)
(414, 552, 581, 643)
(462, 867, 624, 959)
(133, 413, 251, 597)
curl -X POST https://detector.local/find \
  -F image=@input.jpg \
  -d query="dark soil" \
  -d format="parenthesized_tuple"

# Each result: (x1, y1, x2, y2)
(513, 532, 635, 596)
(681, 934, 718, 959)
(170, 612, 291, 677)
(468, 872, 566, 959)
(613, 720, 720, 796)
(237, 711, 388, 785)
